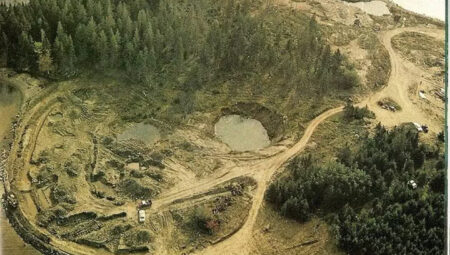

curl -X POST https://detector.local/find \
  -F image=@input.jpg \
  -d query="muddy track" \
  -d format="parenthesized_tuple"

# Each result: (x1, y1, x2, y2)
(3, 26, 444, 255)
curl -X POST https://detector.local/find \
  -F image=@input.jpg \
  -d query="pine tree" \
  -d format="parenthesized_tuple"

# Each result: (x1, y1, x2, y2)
(16, 31, 34, 71)
(53, 22, 67, 73)
(66, 35, 76, 73)
(53, 33, 65, 73)
(36, 29, 53, 74)
(109, 31, 120, 68)
(97, 30, 108, 68)
(85, 17, 98, 63)
(0, 32, 9, 64)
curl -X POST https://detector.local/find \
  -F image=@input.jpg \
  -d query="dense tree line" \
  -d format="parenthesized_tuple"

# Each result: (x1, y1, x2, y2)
(343, 103, 374, 120)
(0, 0, 359, 95)
(266, 124, 445, 254)
(266, 155, 371, 221)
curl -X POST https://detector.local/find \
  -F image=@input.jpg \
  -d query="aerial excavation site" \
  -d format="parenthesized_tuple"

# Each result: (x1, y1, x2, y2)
(0, 0, 446, 254)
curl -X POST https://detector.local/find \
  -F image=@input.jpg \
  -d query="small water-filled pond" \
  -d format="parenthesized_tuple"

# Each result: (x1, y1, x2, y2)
(215, 115, 270, 152)
(346, 1, 390, 16)
(118, 123, 160, 145)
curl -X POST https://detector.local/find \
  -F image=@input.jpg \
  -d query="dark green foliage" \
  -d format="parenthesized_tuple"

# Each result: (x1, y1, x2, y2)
(266, 155, 371, 222)
(437, 131, 445, 142)
(124, 229, 152, 247)
(50, 184, 77, 204)
(37, 205, 69, 227)
(335, 187, 445, 255)
(334, 125, 445, 254)
(429, 170, 445, 193)
(267, 124, 445, 254)
(119, 179, 152, 200)
(189, 207, 215, 235)
(0, 0, 359, 95)
(349, 124, 430, 192)
(343, 103, 374, 120)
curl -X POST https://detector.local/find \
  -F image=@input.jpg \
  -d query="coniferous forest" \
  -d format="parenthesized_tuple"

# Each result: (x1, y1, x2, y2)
(266, 124, 445, 254)
(0, 0, 358, 95)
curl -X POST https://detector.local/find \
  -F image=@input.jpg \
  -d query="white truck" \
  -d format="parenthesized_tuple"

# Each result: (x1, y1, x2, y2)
(412, 123, 428, 133)
(413, 123, 423, 132)
(138, 210, 146, 223)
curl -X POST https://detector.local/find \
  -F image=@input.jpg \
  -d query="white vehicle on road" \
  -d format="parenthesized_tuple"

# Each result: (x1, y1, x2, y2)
(138, 210, 146, 223)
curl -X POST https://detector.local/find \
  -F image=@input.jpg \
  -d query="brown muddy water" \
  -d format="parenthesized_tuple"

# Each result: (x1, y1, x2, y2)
(0, 84, 40, 255)
(215, 115, 270, 152)
(118, 122, 161, 145)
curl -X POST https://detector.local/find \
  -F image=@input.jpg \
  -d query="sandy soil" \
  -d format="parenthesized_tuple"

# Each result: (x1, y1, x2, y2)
(359, 27, 445, 134)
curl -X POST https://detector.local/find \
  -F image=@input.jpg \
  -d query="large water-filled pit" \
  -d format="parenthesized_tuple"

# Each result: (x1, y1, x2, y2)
(215, 115, 271, 152)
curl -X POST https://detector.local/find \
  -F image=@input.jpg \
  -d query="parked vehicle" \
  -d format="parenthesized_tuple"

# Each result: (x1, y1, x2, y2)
(407, 180, 417, 189)
(138, 199, 152, 208)
(413, 122, 423, 132)
(138, 210, 146, 223)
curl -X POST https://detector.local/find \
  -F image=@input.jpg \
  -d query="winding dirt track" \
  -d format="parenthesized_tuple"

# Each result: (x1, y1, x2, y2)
(197, 107, 344, 255)
(359, 27, 445, 133)
(5, 26, 444, 255)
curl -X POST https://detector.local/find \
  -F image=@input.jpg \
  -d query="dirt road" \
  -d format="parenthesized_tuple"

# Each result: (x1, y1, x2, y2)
(197, 107, 344, 255)
(359, 27, 445, 133)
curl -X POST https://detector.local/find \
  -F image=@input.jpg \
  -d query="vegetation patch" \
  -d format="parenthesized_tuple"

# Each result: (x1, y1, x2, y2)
(118, 179, 153, 200)
(358, 33, 391, 88)
(343, 103, 375, 120)
(392, 31, 445, 70)
(266, 124, 445, 254)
